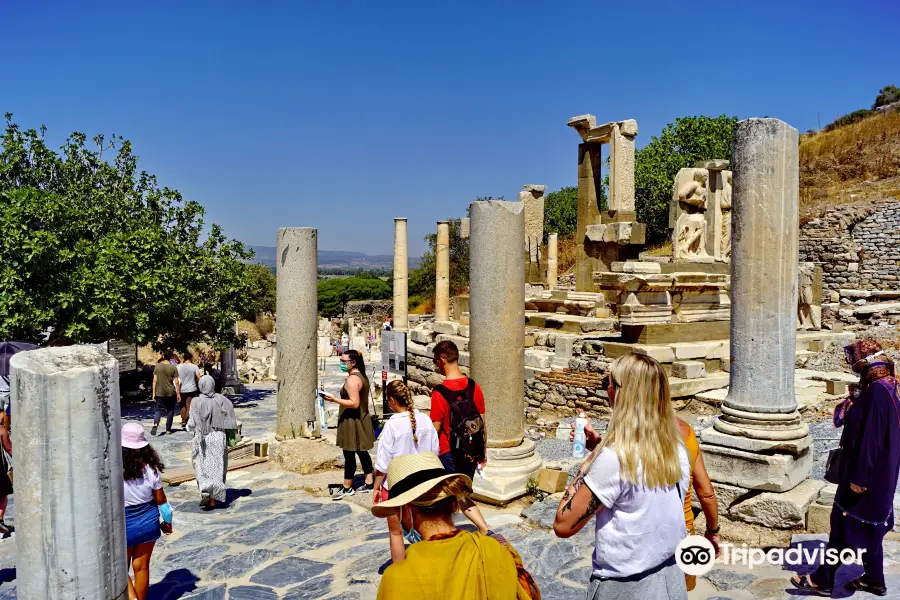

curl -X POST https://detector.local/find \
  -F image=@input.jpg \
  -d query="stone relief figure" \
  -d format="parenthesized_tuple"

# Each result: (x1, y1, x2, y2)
(675, 214, 708, 260)
(721, 170, 733, 260)
(671, 168, 712, 262)
(797, 262, 821, 330)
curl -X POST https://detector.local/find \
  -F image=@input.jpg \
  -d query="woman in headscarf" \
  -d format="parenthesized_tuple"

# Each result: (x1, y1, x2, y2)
(187, 375, 237, 508)
(793, 340, 900, 597)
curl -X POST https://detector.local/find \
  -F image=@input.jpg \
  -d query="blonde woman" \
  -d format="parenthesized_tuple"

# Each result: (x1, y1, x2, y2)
(553, 353, 690, 600)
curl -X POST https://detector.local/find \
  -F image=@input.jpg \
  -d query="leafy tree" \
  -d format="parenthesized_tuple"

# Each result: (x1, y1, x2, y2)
(634, 115, 738, 243)
(873, 85, 900, 110)
(0, 114, 254, 350)
(543, 185, 608, 239)
(241, 263, 276, 321)
(408, 219, 469, 302)
(317, 273, 391, 318)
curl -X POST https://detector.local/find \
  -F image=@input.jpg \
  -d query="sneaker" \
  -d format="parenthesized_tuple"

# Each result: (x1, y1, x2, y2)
(331, 487, 354, 501)
(150, 425, 158, 436)
(358, 483, 374, 494)
(0, 520, 9, 535)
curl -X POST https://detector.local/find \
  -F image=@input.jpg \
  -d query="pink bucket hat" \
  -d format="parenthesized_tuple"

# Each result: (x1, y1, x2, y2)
(121, 422, 149, 449)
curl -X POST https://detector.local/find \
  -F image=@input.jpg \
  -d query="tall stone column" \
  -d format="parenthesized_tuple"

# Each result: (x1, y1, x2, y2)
(276, 227, 319, 439)
(608, 121, 638, 211)
(547, 232, 558, 290)
(469, 201, 542, 502)
(575, 142, 603, 291)
(221, 321, 245, 394)
(393, 218, 409, 331)
(12, 347, 127, 599)
(701, 118, 811, 493)
(435, 221, 450, 322)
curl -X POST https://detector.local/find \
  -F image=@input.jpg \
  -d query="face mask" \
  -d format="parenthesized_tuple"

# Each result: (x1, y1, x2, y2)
(401, 507, 423, 544)
(340, 362, 350, 373)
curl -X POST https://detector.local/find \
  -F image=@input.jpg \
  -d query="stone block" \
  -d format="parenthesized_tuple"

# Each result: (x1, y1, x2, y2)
(409, 329, 435, 345)
(610, 261, 662, 274)
(620, 321, 731, 344)
(699, 443, 813, 492)
(807, 339, 828, 352)
(672, 360, 706, 379)
(536, 468, 569, 494)
(668, 371, 730, 397)
(806, 503, 832, 534)
(436, 334, 468, 352)
(700, 426, 812, 455)
(817, 483, 837, 506)
(433, 321, 459, 335)
(730, 479, 825, 528)
(631, 344, 677, 363)
(458, 325, 470, 338)
(825, 380, 848, 395)
(694, 511, 795, 548)
(691, 481, 752, 512)
(669, 342, 708, 360)
(704, 340, 730, 360)
(555, 423, 572, 441)
(524, 350, 553, 369)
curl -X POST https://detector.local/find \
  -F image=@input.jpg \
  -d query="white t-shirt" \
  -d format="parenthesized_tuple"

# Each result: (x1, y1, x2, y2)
(177, 363, 200, 393)
(123, 465, 163, 507)
(375, 410, 439, 488)
(584, 444, 690, 578)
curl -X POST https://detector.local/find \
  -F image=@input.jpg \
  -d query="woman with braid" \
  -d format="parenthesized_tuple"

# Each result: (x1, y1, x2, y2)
(374, 380, 439, 563)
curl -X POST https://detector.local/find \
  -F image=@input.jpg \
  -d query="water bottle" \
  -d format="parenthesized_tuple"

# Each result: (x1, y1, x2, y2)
(572, 411, 587, 459)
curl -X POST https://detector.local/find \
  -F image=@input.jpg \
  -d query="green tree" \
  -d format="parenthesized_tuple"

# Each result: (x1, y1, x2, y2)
(543, 185, 609, 239)
(0, 114, 254, 350)
(241, 263, 276, 321)
(317, 273, 392, 318)
(634, 115, 738, 243)
(873, 85, 900, 110)
(408, 219, 469, 303)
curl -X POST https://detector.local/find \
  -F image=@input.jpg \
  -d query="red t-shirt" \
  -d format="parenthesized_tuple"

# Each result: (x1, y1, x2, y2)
(430, 377, 486, 456)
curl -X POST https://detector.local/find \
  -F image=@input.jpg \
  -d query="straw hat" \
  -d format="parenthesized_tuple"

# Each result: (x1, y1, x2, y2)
(371, 452, 472, 518)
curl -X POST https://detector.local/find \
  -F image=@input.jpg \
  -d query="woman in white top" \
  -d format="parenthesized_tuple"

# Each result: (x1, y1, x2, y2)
(554, 353, 690, 600)
(373, 380, 439, 563)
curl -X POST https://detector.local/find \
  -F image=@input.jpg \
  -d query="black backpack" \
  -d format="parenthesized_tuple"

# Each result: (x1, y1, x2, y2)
(435, 378, 486, 464)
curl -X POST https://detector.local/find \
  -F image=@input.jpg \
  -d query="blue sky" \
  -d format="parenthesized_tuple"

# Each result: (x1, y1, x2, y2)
(3, 0, 898, 256)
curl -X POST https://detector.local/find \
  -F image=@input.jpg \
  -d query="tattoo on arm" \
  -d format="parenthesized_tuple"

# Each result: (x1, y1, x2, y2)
(574, 492, 602, 528)
(560, 471, 585, 514)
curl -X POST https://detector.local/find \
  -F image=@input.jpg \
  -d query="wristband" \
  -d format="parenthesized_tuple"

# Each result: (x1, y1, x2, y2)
(706, 524, 720, 534)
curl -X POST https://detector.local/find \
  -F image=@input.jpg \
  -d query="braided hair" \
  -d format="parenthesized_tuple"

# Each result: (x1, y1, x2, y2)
(386, 379, 417, 444)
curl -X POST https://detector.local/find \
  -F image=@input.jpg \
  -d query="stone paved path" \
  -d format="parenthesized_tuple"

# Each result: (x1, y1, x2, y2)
(1, 358, 900, 598)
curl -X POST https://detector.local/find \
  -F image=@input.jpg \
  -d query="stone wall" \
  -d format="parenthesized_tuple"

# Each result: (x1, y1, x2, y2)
(344, 299, 393, 329)
(525, 370, 610, 419)
(799, 198, 900, 292)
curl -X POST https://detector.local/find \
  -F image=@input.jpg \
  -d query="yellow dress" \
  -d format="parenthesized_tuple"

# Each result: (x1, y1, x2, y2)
(682, 425, 701, 591)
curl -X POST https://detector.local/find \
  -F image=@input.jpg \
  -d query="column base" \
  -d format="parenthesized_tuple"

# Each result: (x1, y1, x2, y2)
(699, 437, 812, 492)
(472, 438, 543, 504)
(222, 383, 246, 395)
(714, 405, 809, 441)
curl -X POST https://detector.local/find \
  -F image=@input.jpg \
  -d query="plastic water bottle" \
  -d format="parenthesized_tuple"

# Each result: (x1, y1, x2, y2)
(572, 411, 587, 459)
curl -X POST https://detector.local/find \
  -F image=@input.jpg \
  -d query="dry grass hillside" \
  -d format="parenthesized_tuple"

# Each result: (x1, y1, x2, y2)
(800, 109, 900, 219)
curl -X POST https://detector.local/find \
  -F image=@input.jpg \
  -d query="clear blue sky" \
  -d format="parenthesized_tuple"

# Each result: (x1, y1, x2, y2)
(4, 0, 898, 257)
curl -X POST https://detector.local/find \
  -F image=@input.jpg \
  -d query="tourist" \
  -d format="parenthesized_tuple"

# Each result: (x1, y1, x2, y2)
(792, 340, 900, 597)
(676, 417, 720, 592)
(187, 375, 236, 509)
(151, 350, 181, 436)
(121, 422, 173, 600)
(322, 349, 375, 499)
(553, 353, 689, 600)
(0, 412, 13, 535)
(373, 452, 540, 599)
(430, 340, 490, 534)
(373, 379, 440, 563)
(177, 351, 202, 430)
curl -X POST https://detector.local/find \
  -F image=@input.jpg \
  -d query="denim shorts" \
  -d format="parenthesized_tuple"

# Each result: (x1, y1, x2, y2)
(125, 501, 160, 547)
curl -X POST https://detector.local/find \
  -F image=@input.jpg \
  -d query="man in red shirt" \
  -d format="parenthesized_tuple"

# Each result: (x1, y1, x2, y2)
(430, 340, 489, 534)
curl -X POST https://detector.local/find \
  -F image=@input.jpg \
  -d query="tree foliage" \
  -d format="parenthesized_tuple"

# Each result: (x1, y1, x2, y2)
(634, 115, 738, 243)
(543, 185, 608, 239)
(0, 114, 256, 350)
(241, 263, 276, 322)
(317, 273, 391, 318)
(408, 219, 469, 303)
(874, 85, 900, 110)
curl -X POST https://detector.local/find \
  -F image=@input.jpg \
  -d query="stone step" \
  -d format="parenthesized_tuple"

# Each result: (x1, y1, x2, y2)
(669, 371, 730, 398)
(525, 312, 616, 334)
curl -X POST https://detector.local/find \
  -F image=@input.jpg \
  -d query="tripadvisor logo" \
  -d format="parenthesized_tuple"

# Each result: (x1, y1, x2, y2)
(675, 536, 716, 576)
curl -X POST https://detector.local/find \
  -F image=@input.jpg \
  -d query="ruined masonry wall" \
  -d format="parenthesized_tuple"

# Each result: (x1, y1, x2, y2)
(799, 198, 900, 292)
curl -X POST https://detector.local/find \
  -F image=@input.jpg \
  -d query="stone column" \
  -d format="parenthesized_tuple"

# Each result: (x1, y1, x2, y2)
(459, 217, 470, 239)
(608, 121, 638, 211)
(701, 118, 811, 493)
(435, 221, 450, 323)
(547, 232, 558, 289)
(469, 201, 542, 502)
(276, 227, 319, 439)
(393, 218, 409, 331)
(221, 322, 245, 394)
(519, 185, 546, 284)
(696, 159, 731, 261)
(12, 346, 127, 599)
(575, 142, 603, 291)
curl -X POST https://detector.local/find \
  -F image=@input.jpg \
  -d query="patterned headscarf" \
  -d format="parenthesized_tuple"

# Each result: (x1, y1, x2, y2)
(844, 340, 895, 387)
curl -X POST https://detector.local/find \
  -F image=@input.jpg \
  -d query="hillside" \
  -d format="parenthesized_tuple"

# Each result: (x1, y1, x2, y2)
(249, 245, 421, 271)
(800, 108, 900, 219)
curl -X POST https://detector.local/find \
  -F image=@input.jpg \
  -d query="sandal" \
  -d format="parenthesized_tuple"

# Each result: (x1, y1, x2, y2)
(790, 575, 831, 597)
(848, 578, 887, 597)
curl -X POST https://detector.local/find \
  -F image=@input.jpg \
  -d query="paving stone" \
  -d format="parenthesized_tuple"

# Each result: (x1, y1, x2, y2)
(249, 557, 332, 588)
(704, 568, 759, 590)
(228, 585, 278, 600)
(522, 497, 558, 529)
(282, 574, 334, 599)
(163, 545, 230, 572)
(207, 548, 278, 580)
(184, 585, 227, 600)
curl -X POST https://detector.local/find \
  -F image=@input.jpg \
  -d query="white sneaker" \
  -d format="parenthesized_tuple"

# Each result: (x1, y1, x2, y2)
(331, 487, 354, 501)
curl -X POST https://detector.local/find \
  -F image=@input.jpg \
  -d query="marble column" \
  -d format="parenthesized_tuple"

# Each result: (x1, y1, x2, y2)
(276, 227, 319, 439)
(393, 218, 409, 331)
(701, 118, 811, 492)
(608, 121, 638, 211)
(12, 347, 127, 599)
(469, 201, 542, 502)
(547, 232, 558, 290)
(435, 221, 450, 322)
(221, 322, 245, 394)
(575, 142, 603, 292)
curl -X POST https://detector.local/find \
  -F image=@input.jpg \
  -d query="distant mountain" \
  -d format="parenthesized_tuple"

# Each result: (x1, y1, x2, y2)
(249, 246, 421, 271)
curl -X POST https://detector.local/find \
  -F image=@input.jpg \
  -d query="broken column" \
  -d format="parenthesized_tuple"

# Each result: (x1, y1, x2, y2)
(547, 232, 558, 289)
(435, 221, 450, 323)
(701, 119, 812, 499)
(12, 346, 128, 600)
(221, 322, 245, 394)
(276, 227, 319, 439)
(697, 160, 732, 262)
(519, 185, 546, 284)
(469, 200, 542, 502)
(393, 218, 409, 331)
